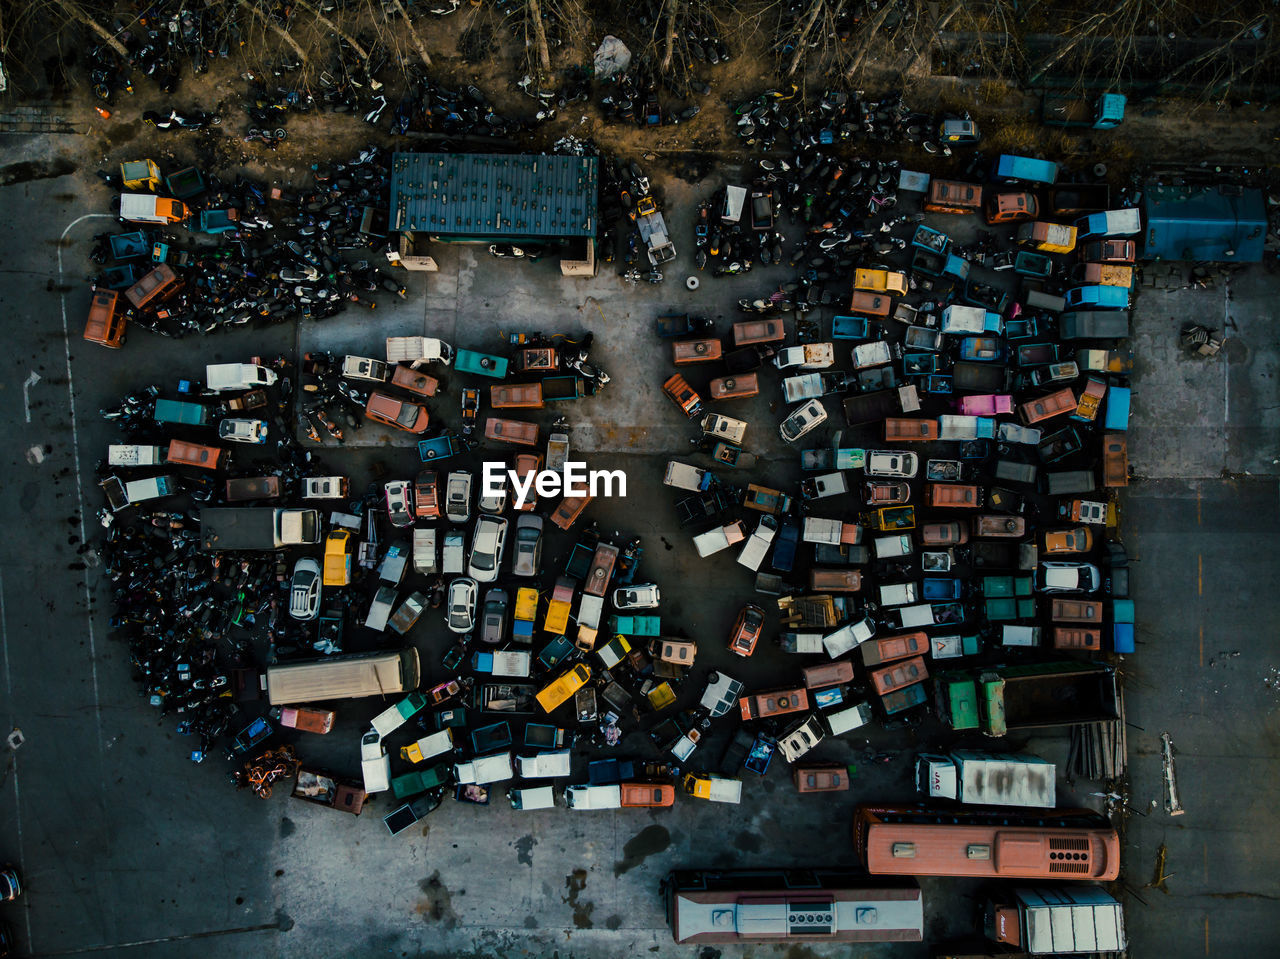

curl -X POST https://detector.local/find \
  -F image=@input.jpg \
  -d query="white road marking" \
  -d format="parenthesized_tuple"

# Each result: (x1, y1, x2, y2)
(22, 370, 40, 423)
(56, 213, 113, 776)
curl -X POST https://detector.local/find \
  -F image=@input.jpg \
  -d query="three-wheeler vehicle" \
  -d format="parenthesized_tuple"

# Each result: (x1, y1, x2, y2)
(417, 432, 467, 463)
(455, 349, 509, 379)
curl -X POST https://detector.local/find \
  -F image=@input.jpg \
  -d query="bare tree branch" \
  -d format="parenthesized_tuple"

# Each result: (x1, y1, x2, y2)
(53, 0, 128, 58)
(388, 0, 432, 69)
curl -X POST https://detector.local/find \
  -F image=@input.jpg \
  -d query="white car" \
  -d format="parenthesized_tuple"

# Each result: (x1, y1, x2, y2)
(384, 480, 414, 528)
(446, 577, 478, 633)
(865, 450, 919, 478)
(699, 671, 744, 718)
(1035, 562, 1102, 594)
(779, 399, 828, 443)
(445, 471, 473, 524)
(467, 515, 508, 583)
(217, 418, 268, 444)
(612, 583, 661, 609)
(288, 557, 321, 620)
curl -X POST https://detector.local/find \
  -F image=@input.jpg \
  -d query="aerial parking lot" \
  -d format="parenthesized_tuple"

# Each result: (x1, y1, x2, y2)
(1, 5, 1280, 959)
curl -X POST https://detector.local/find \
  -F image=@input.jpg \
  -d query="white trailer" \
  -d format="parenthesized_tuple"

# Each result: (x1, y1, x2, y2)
(822, 616, 875, 658)
(915, 750, 1056, 807)
(803, 516, 845, 545)
(736, 514, 778, 571)
(564, 783, 622, 809)
(664, 460, 711, 491)
(108, 444, 164, 467)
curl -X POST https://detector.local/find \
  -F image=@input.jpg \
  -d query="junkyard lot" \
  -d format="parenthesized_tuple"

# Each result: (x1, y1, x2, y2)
(0, 149, 1278, 959)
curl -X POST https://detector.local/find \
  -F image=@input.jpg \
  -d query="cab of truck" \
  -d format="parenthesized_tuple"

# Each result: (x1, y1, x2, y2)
(1019, 388, 1078, 425)
(323, 529, 353, 586)
(854, 269, 908, 295)
(924, 179, 983, 215)
(985, 190, 1039, 225)
(662, 373, 704, 418)
(84, 289, 126, 349)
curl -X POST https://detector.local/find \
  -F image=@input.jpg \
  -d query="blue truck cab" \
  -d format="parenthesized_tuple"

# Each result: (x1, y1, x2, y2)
(1064, 285, 1131, 310)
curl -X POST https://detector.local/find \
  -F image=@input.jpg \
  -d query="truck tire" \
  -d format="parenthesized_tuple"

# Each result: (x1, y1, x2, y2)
(686, 276, 699, 290)
(723, 378, 736, 390)
(706, 671, 719, 684)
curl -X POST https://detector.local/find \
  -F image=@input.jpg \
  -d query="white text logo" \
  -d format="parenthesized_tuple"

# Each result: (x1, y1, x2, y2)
(482, 460, 626, 509)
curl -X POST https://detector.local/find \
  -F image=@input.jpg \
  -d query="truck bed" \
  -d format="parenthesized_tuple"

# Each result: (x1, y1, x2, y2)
(996, 662, 1119, 729)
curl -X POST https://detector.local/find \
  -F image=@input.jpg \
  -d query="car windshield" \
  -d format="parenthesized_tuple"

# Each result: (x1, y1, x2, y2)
(395, 403, 419, 427)
(743, 610, 763, 629)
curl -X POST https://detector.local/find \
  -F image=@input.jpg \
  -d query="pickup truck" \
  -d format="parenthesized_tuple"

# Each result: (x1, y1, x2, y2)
(773, 343, 835, 369)
(200, 507, 321, 550)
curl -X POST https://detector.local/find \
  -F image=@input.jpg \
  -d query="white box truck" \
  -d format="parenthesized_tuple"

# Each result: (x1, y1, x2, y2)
(916, 750, 1056, 808)
(985, 886, 1125, 955)
(454, 752, 513, 785)
(360, 730, 391, 794)
(385, 336, 454, 367)
(693, 520, 746, 558)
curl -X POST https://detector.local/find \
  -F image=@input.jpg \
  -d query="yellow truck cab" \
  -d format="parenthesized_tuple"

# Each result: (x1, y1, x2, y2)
(543, 576, 575, 634)
(323, 529, 353, 586)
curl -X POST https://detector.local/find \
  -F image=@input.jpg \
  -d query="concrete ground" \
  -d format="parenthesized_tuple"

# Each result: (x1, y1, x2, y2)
(0, 132, 1277, 959)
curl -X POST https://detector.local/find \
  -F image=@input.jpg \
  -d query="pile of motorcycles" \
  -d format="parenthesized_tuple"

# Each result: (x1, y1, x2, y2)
(91, 147, 411, 338)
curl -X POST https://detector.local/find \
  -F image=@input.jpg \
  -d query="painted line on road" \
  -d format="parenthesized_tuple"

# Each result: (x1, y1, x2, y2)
(1198, 554, 1203, 596)
(1205, 914, 1210, 955)
(56, 213, 113, 786)
(29, 921, 281, 956)
(0, 571, 33, 951)
(1199, 624, 1204, 668)
(1196, 483, 1201, 526)
(22, 370, 41, 423)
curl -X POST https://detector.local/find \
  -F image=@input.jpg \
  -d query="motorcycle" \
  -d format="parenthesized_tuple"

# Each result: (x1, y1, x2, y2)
(143, 108, 220, 130)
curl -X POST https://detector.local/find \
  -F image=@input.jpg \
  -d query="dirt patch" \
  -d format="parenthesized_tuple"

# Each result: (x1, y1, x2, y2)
(416, 871, 460, 930)
(0, 158, 76, 186)
(562, 867, 594, 929)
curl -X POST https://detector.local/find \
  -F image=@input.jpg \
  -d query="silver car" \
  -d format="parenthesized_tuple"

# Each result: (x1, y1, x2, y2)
(779, 399, 828, 443)
(445, 471, 473, 524)
(511, 513, 543, 577)
(467, 515, 508, 583)
(384, 480, 414, 527)
(865, 450, 919, 478)
(446, 577, 477, 633)
(288, 557, 322, 621)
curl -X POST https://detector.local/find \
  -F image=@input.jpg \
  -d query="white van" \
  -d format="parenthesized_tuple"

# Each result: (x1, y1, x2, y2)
(889, 604, 936, 629)
(516, 749, 572, 779)
(360, 730, 391, 794)
(205, 363, 278, 391)
(385, 336, 454, 367)
(777, 714, 825, 763)
(413, 528, 437, 574)
(822, 616, 875, 658)
(454, 752, 513, 785)
(701, 413, 747, 444)
(509, 785, 556, 810)
(303, 476, 349, 499)
(825, 701, 874, 737)
(364, 585, 398, 631)
(565, 784, 622, 809)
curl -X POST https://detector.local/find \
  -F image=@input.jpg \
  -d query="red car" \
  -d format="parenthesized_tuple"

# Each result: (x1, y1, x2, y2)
(365, 390, 429, 433)
(728, 604, 765, 657)
(414, 470, 441, 519)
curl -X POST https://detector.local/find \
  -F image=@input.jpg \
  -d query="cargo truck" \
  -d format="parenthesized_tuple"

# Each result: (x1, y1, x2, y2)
(1075, 208, 1141, 239)
(985, 886, 1125, 955)
(385, 336, 454, 367)
(119, 193, 189, 225)
(200, 507, 321, 550)
(1047, 184, 1112, 217)
(942, 661, 1118, 735)
(914, 750, 1056, 807)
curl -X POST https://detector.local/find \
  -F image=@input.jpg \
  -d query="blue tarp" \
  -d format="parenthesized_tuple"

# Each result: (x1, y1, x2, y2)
(1142, 183, 1266, 262)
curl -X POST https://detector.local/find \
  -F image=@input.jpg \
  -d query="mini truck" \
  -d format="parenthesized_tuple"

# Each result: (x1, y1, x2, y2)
(915, 750, 1056, 808)
(773, 343, 835, 369)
